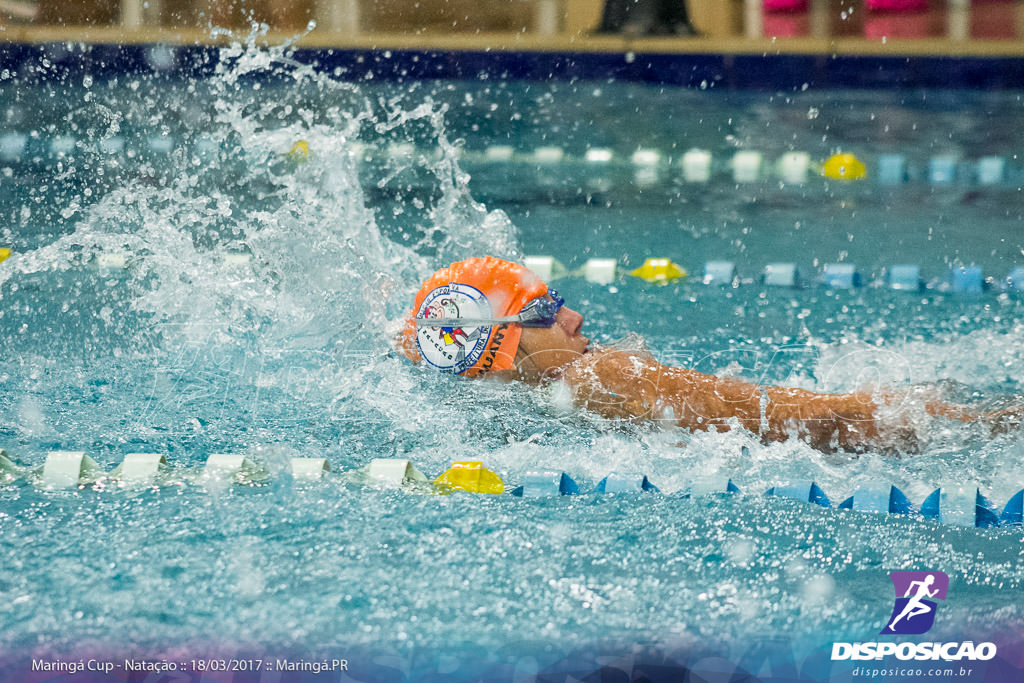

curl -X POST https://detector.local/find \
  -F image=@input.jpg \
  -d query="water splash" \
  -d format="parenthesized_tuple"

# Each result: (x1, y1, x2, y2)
(0, 26, 520, 361)
(0, 28, 533, 457)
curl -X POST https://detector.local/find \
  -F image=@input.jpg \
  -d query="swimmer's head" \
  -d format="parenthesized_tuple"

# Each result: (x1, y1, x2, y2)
(398, 256, 550, 377)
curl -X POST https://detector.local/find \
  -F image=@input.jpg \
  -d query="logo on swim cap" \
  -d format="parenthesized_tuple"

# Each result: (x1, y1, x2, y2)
(415, 283, 493, 374)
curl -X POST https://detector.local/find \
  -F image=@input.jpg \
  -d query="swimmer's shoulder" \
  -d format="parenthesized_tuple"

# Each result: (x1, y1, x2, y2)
(560, 346, 660, 385)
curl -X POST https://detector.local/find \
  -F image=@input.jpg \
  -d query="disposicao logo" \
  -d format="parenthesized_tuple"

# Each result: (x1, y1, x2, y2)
(831, 570, 997, 663)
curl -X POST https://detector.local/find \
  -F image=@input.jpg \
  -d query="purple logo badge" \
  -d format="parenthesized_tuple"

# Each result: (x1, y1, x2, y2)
(880, 571, 949, 635)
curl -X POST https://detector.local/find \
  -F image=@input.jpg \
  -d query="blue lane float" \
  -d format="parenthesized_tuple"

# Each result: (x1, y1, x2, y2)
(1000, 489, 1024, 526)
(928, 156, 959, 184)
(920, 487, 1001, 528)
(950, 265, 984, 293)
(50, 136, 77, 157)
(887, 265, 923, 292)
(1004, 266, 1024, 292)
(682, 477, 741, 498)
(148, 135, 175, 155)
(976, 490, 1002, 529)
(765, 481, 832, 508)
(977, 156, 1006, 185)
(763, 263, 799, 288)
(510, 471, 579, 497)
(0, 133, 27, 162)
(703, 260, 736, 286)
(877, 154, 907, 185)
(839, 484, 913, 515)
(822, 263, 861, 289)
(596, 473, 659, 494)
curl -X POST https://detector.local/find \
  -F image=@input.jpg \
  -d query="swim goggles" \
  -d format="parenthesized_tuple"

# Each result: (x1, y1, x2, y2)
(414, 290, 565, 329)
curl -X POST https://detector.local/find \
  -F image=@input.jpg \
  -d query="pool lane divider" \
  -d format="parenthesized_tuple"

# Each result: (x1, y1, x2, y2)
(3, 131, 1024, 188)
(4, 451, 1023, 531)
(12, 249, 1018, 297)
(466, 147, 1007, 186)
(522, 256, 1024, 293)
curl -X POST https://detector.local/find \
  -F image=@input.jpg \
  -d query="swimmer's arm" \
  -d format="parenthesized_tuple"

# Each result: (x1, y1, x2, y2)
(568, 351, 883, 440)
(561, 350, 1022, 443)
(560, 350, 762, 431)
(573, 353, 889, 450)
(759, 386, 882, 450)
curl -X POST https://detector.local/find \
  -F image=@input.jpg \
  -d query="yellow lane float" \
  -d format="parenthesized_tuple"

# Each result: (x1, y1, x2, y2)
(822, 153, 866, 181)
(287, 139, 311, 163)
(433, 461, 504, 494)
(630, 257, 686, 284)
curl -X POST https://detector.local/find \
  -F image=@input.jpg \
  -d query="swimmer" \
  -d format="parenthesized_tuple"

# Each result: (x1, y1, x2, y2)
(398, 256, 1023, 453)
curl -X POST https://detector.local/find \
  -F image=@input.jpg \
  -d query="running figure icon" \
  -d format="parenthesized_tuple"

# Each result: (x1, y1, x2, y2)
(882, 571, 949, 635)
(888, 575, 938, 631)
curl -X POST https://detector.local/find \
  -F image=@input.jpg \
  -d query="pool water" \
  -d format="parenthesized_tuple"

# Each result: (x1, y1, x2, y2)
(1, 35, 1023, 679)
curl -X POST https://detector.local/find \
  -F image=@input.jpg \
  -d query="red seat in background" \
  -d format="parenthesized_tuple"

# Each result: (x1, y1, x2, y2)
(763, 0, 809, 37)
(864, 0, 933, 39)
(762, 0, 1017, 40)
(971, 0, 1017, 39)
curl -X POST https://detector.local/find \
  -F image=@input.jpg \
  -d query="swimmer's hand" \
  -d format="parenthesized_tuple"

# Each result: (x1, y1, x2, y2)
(915, 394, 1024, 434)
(983, 405, 1024, 435)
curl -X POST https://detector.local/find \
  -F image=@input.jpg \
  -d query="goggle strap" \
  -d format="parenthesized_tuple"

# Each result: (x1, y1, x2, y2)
(414, 316, 520, 327)
(414, 291, 560, 328)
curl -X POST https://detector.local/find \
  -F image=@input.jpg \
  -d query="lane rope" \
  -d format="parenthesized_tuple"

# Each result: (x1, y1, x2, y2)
(2, 450, 1022, 530)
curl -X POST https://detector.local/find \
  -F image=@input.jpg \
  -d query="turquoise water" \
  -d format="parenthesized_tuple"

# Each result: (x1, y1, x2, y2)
(1, 36, 1024, 678)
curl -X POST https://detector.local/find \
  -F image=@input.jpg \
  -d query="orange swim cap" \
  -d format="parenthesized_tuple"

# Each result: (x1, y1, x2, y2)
(399, 256, 548, 377)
